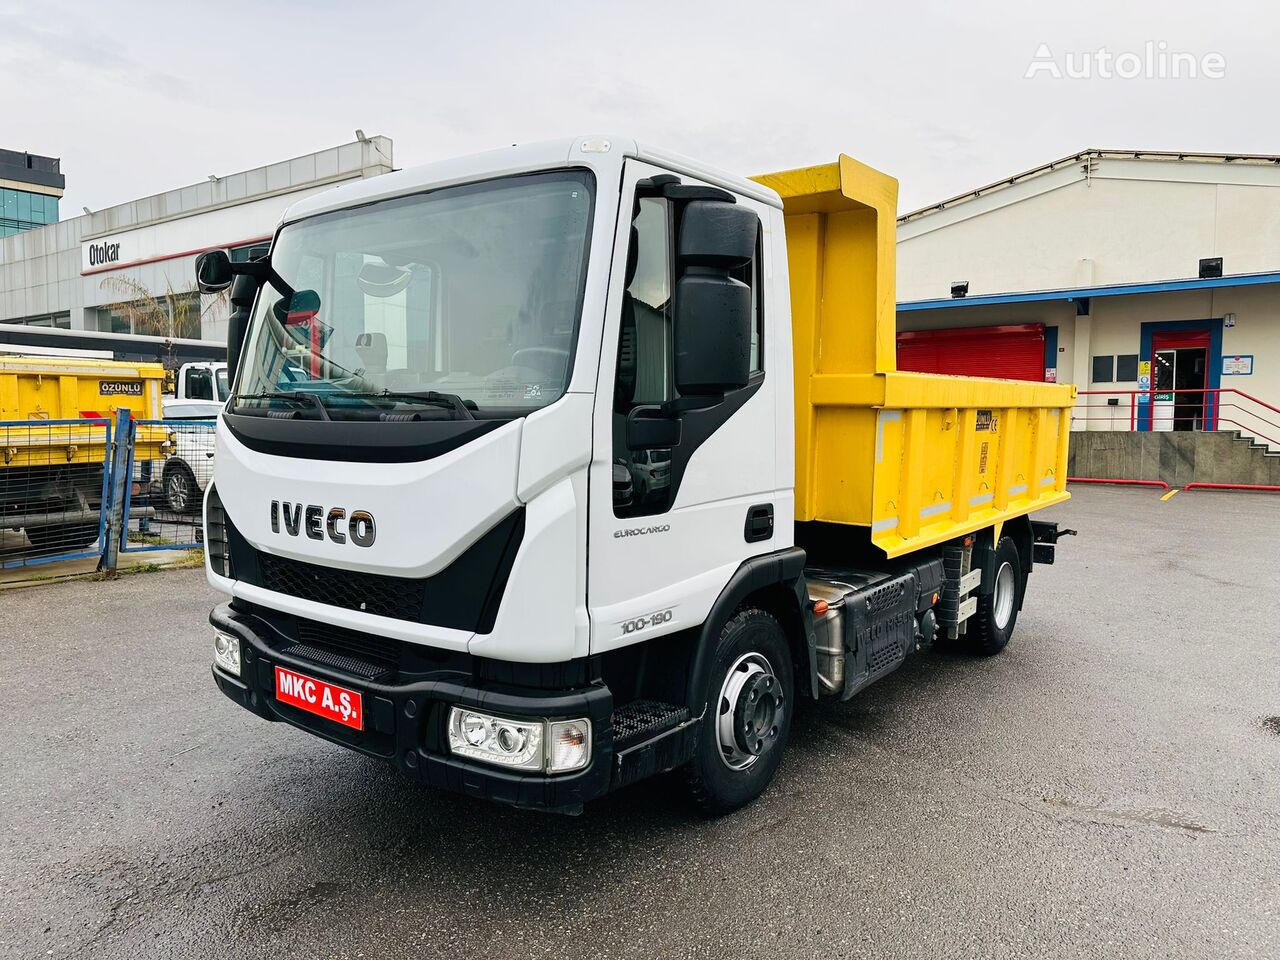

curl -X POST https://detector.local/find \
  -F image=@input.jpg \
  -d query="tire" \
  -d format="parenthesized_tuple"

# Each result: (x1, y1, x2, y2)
(163, 461, 199, 514)
(24, 522, 100, 552)
(686, 608, 794, 815)
(965, 536, 1025, 656)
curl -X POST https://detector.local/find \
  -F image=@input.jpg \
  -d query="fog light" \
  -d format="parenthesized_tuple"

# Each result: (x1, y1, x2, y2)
(548, 719, 592, 773)
(213, 631, 241, 677)
(448, 707, 543, 771)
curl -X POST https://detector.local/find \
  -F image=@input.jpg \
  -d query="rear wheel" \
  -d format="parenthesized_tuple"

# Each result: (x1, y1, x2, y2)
(163, 461, 198, 514)
(24, 522, 100, 552)
(966, 536, 1024, 656)
(686, 608, 794, 815)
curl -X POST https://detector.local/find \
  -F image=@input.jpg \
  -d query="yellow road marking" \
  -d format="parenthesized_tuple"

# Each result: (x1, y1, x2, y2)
(1161, 488, 1180, 501)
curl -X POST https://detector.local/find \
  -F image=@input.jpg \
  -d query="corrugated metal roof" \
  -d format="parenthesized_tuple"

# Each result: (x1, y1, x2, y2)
(898, 149, 1280, 225)
(898, 270, 1280, 311)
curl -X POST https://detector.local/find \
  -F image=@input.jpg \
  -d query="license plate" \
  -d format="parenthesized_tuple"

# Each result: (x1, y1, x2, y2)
(274, 665, 363, 730)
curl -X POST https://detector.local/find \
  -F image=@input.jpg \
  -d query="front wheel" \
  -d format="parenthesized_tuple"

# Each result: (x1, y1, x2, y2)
(965, 536, 1025, 656)
(686, 608, 794, 815)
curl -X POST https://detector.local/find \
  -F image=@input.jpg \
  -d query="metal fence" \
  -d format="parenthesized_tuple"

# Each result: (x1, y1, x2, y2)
(1, 418, 112, 569)
(120, 419, 215, 555)
(1, 411, 212, 572)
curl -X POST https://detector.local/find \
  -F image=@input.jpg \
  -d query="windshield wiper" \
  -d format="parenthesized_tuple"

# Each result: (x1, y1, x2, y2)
(338, 390, 477, 420)
(233, 391, 331, 421)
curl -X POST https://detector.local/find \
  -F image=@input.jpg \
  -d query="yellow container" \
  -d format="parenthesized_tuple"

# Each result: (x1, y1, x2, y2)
(0, 355, 172, 468)
(754, 158, 1075, 558)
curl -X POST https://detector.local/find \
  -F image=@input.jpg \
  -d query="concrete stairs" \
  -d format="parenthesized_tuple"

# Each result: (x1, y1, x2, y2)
(1067, 429, 1280, 487)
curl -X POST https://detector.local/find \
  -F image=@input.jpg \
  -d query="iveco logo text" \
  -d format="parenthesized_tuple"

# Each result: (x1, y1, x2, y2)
(270, 501, 376, 547)
(87, 242, 121, 266)
(613, 524, 670, 539)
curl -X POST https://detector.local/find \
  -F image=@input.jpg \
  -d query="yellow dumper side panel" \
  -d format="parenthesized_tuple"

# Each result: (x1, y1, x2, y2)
(753, 158, 1075, 557)
(0, 356, 171, 468)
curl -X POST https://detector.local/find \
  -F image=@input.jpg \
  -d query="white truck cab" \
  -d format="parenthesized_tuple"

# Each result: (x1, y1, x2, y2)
(198, 136, 1072, 814)
(163, 361, 229, 420)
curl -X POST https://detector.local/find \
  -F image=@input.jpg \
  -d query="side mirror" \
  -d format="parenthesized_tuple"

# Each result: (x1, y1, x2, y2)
(195, 249, 234, 294)
(673, 201, 757, 396)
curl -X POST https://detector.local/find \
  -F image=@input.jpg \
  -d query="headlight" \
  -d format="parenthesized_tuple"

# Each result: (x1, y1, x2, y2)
(447, 708, 542, 770)
(446, 708, 591, 774)
(213, 631, 241, 676)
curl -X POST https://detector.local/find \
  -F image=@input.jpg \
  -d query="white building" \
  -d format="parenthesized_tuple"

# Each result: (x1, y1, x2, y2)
(895, 150, 1280, 480)
(0, 136, 394, 344)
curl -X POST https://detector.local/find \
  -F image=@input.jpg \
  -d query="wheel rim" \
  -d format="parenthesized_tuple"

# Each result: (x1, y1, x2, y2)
(717, 652, 784, 771)
(993, 560, 1016, 629)
(167, 472, 190, 511)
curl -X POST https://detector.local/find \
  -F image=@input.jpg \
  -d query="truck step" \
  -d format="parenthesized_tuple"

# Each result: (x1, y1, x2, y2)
(279, 642, 394, 683)
(611, 700, 691, 750)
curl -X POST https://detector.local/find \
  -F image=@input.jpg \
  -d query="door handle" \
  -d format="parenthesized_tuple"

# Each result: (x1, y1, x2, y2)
(744, 503, 774, 543)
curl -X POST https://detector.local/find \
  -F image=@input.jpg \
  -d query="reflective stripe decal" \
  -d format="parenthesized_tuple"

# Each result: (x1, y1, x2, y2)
(920, 501, 952, 519)
(875, 410, 902, 463)
(1040, 475, 1056, 486)
(872, 516, 899, 532)
(970, 492, 994, 507)
(1010, 483, 1028, 496)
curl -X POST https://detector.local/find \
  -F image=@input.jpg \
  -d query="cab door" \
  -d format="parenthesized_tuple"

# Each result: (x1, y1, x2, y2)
(586, 159, 779, 654)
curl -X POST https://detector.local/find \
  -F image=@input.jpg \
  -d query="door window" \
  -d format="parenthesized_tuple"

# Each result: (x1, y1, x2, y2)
(610, 193, 764, 518)
(186, 366, 215, 401)
(613, 197, 675, 518)
(1151, 331, 1211, 431)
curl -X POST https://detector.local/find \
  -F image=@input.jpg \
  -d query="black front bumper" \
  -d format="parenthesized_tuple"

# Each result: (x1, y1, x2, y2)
(210, 601, 615, 814)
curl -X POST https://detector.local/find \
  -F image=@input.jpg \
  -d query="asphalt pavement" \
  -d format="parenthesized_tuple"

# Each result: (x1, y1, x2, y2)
(2, 486, 1278, 959)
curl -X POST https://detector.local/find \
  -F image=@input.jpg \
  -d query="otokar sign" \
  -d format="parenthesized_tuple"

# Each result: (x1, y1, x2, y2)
(86, 241, 122, 267)
(81, 237, 130, 274)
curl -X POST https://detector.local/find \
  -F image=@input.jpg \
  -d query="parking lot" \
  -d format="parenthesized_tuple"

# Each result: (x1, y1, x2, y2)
(2, 486, 1278, 960)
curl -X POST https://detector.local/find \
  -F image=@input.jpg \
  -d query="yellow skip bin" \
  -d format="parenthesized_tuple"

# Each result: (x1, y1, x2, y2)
(0, 355, 173, 467)
(754, 157, 1076, 557)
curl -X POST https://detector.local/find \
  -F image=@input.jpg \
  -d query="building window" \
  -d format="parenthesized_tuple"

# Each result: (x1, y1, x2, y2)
(95, 291, 204, 338)
(0, 187, 59, 236)
(1, 312, 70, 329)
(1091, 355, 1114, 384)
(1116, 354, 1139, 382)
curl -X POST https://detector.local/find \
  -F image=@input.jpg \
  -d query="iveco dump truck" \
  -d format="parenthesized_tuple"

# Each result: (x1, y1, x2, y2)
(198, 137, 1075, 814)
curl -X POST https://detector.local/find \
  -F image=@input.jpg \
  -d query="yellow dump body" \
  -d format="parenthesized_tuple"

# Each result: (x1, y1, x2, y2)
(753, 157, 1076, 558)
(0, 355, 171, 468)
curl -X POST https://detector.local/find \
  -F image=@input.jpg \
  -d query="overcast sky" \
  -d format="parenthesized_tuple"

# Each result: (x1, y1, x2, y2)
(3, 0, 1275, 217)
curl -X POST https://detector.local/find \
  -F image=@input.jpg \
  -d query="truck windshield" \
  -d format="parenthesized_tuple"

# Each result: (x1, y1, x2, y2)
(234, 170, 594, 418)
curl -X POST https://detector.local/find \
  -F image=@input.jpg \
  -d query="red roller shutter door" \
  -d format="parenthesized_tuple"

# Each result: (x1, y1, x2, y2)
(897, 323, 1046, 381)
